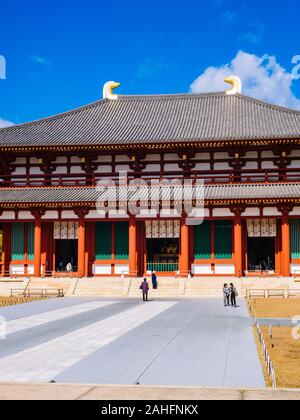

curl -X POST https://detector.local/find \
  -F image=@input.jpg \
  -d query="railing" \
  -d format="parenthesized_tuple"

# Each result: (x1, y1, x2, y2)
(1, 168, 300, 188)
(247, 296, 277, 389)
(10, 288, 65, 298)
(147, 262, 179, 273)
(246, 289, 300, 299)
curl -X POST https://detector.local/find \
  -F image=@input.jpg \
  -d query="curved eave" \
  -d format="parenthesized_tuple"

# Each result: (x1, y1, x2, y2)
(1, 137, 300, 154)
(1, 197, 299, 211)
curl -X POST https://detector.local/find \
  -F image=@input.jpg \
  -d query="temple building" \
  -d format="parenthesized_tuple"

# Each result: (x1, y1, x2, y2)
(0, 77, 300, 279)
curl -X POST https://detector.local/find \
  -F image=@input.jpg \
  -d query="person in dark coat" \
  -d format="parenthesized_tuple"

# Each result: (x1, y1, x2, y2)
(151, 272, 158, 290)
(229, 283, 238, 308)
(140, 278, 149, 302)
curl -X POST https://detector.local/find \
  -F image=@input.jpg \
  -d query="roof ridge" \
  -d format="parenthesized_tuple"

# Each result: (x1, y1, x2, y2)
(237, 94, 300, 115)
(0, 98, 109, 133)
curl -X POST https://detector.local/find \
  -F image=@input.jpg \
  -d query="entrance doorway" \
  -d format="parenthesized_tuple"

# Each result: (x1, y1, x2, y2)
(146, 238, 179, 273)
(247, 238, 275, 272)
(55, 240, 78, 272)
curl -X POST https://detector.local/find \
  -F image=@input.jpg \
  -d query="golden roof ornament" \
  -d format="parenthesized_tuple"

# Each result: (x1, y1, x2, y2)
(103, 81, 120, 100)
(225, 76, 242, 95)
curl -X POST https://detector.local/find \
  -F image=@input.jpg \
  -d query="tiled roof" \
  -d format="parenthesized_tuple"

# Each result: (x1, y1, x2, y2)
(0, 93, 300, 148)
(0, 183, 299, 206)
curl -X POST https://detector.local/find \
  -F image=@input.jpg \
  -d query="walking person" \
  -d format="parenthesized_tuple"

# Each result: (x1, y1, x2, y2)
(229, 283, 238, 308)
(151, 272, 158, 290)
(223, 283, 230, 307)
(140, 278, 149, 302)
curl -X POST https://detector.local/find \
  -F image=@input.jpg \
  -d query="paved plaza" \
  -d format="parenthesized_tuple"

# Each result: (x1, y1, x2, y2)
(0, 297, 265, 388)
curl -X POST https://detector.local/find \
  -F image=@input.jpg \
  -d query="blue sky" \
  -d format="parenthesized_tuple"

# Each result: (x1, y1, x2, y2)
(1, 0, 300, 126)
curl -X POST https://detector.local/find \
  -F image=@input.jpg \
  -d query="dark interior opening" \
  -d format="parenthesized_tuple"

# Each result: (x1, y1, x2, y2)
(147, 238, 179, 272)
(248, 237, 275, 271)
(55, 240, 78, 272)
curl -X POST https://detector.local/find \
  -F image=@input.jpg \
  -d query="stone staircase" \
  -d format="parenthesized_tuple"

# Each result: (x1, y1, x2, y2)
(72, 278, 124, 297)
(26, 278, 75, 295)
(128, 278, 181, 298)
(0, 279, 29, 297)
(1, 276, 300, 299)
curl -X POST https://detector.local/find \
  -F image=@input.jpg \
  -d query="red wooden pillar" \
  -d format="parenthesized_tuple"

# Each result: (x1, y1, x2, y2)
(2, 223, 11, 276)
(75, 209, 89, 278)
(281, 214, 291, 277)
(179, 217, 189, 277)
(78, 217, 86, 277)
(231, 207, 245, 278)
(32, 210, 45, 278)
(129, 217, 137, 277)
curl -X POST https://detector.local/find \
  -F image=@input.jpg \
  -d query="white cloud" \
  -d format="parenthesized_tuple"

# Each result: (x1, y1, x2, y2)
(0, 118, 14, 128)
(190, 51, 300, 110)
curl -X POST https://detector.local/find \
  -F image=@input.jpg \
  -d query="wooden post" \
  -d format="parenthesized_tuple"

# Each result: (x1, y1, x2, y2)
(31, 210, 46, 278)
(129, 217, 137, 277)
(281, 213, 291, 277)
(179, 217, 189, 277)
(75, 208, 89, 277)
(231, 206, 245, 278)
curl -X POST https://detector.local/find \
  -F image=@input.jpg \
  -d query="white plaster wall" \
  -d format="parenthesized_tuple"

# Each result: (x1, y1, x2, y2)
(289, 161, 300, 169)
(215, 264, 235, 275)
(213, 208, 232, 217)
(192, 153, 210, 160)
(195, 163, 210, 171)
(290, 150, 300, 157)
(261, 151, 275, 158)
(70, 166, 85, 174)
(214, 162, 230, 170)
(263, 208, 281, 217)
(70, 156, 82, 163)
(291, 264, 300, 275)
(93, 264, 112, 275)
(14, 158, 26, 164)
(144, 164, 161, 172)
(95, 165, 113, 173)
(243, 208, 260, 217)
(53, 166, 67, 175)
(11, 167, 26, 175)
(85, 210, 102, 220)
(261, 161, 277, 169)
(29, 167, 44, 175)
(214, 152, 229, 160)
(0, 212, 15, 220)
(164, 164, 180, 172)
(290, 207, 300, 216)
(244, 162, 258, 170)
(192, 264, 214, 275)
(43, 211, 59, 220)
(18, 211, 34, 220)
(115, 165, 132, 172)
(28, 265, 34, 275)
(144, 154, 161, 161)
(96, 155, 112, 163)
(61, 211, 78, 220)
(115, 264, 129, 275)
(116, 155, 131, 162)
(55, 157, 67, 164)
(164, 154, 178, 161)
(245, 152, 258, 159)
(10, 265, 25, 275)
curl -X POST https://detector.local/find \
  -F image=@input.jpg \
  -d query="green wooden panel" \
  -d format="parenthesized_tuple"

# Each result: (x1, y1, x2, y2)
(95, 222, 112, 260)
(115, 222, 129, 260)
(11, 223, 25, 261)
(291, 220, 300, 259)
(214, 220, 233, 260)
(27, 223, 34, 261)
(194, 221, 211, 260)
